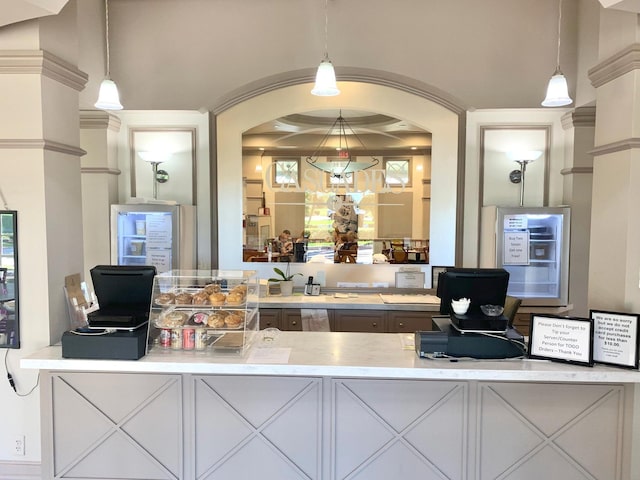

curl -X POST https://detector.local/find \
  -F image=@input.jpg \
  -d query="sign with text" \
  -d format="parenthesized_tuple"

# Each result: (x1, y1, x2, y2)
(503, 231, 530, 265)
(528, 315, 593, 367)
(590, 310, 639, 369)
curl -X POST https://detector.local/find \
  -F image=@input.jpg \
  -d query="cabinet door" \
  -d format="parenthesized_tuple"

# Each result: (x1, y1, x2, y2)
(282, 309, 303, 331)
(259, 309, 282, 330)
(512, 312, 531, 336)
(387, 311, 433, 332)
(334, 310, 386, 332)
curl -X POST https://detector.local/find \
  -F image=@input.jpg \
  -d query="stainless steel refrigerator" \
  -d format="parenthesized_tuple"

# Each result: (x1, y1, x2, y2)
(480, 206, 570, 306)
(110, 204, 196, 273)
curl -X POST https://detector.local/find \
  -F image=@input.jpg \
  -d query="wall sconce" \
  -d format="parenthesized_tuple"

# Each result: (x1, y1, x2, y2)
(139, 151, 170, 199)
(507, 150, 542, 206)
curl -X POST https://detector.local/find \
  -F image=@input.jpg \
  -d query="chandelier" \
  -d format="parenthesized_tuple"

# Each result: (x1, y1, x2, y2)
(305, 112, 379, 178)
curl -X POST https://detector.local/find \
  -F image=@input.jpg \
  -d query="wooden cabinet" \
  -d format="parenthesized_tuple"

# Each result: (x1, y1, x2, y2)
(387, 311, 433, 332)
(334, 310, 386, 333)
(282, 308, 303, 331)
(259, 309, 281, 329)
(512, 312, 532, 336)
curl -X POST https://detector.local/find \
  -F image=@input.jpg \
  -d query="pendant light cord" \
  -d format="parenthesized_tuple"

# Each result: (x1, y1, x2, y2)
(323, 0, 329, 59)
(104, 0, 111, 79)
(555, 0, 562, 70)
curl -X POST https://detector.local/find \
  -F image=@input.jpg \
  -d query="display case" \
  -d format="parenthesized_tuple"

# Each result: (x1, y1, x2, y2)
(146, 270, 259, 356)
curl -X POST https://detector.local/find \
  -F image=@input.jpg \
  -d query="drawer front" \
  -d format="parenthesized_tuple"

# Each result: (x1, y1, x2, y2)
(334, 310, 386, 333)
(388, 312, 433, 332)
(259, 309, 282, 330)
(282, 309, 303, 331)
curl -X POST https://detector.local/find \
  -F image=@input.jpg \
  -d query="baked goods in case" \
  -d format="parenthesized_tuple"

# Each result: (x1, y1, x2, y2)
(155, 292, 175, 305)
(225, 313, 243, 328)
(226, 292, 244, 305)
(207, 312, 226, 328)
(160, 311, 188, 328)
(188, 311, 210, 326)
(209, 292, 226, 306)
(192, 291, 211, 305)
(204, 283, 221, 294)
(175, 292, 193, 305)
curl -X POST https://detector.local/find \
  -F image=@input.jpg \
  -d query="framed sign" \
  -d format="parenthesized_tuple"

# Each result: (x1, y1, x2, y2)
(528, 314, 593, 367)
(590, 309, 640, 369)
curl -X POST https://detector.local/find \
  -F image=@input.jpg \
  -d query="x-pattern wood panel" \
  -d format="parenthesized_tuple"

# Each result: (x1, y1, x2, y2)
(194, 376, 322, 480)
(51, 373, 182, 479)
(332, 379, 467, 480)
(478, 384, 623, 480)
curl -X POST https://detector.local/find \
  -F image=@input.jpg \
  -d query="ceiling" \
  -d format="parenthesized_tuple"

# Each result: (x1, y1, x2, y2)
(242, 109, 432, 155)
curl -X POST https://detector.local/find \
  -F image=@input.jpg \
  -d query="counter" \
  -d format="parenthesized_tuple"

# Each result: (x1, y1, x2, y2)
(23, 332, 639, 480)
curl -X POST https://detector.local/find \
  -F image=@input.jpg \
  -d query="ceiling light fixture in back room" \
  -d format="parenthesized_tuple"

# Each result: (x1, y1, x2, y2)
(95, 0, 123, 110)
(311, 0, 340, 96)
(541, 0, 572, 107)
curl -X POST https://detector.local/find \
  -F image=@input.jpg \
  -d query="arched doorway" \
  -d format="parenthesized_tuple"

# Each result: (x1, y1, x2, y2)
(215, 79, 462, 274)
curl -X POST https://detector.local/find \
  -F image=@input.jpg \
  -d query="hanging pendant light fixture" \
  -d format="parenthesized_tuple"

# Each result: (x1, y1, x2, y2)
(95, 0, 123, 110)
(542, 0, 572, 107)
(305, 111, 379, 177)
(311, 0, 340, 96)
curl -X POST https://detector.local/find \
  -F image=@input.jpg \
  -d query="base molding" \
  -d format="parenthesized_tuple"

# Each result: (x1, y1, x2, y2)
(0, 460, 41, 479)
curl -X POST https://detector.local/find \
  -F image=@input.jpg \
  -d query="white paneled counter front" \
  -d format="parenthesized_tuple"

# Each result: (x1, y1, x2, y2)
(23, 332, 640, 480)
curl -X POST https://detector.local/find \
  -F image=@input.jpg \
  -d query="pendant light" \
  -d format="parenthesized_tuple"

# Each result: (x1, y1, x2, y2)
(311, 0, 340, 96)
(95, 0, 123, 110)
(541, 0, 572, 107)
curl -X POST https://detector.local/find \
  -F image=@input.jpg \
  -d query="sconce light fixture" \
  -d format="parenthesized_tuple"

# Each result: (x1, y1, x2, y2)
(508, 150, 542, 206)
(541, 0, 572, 107)
(94, 0, 123, 110)
(311, 0, 340, 96)
(139, 151, 170, 199)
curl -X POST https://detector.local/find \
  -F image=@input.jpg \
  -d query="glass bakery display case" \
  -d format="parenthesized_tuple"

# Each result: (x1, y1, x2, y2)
(146, 270, 259, 356)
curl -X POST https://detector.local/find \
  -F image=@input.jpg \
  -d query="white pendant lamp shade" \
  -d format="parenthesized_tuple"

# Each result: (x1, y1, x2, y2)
(95, 78, 123, 110)
(311, 57, 340, 96)
(541, 69, 572, 107)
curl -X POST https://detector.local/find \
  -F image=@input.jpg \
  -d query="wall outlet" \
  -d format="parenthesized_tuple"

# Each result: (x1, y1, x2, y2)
(14, 436, 25, 456)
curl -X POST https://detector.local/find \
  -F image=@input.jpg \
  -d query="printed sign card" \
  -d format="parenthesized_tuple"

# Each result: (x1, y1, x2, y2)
(528, 314, 593, 367)
(590, 310, 640, 369)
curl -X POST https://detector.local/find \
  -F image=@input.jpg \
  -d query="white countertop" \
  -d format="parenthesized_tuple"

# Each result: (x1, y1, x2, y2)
(260, 293, 441, 310)
(21, 331, 640, 383)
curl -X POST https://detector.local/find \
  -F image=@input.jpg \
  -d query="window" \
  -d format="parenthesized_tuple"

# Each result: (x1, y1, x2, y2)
(272, 158, 300, 186)
(384, 158, 411, 187)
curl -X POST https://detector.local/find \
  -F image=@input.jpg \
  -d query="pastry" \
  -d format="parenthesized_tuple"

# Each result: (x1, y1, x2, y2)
(155, 292, 175, 305)
(160, 311, 187, 328)
(226, 292, 244, 305)
(175, 292, 193, 305)
(192, 291, 211, 305)
(209, 292, 226, 306)
(225, 313, 243, 328)
(207, 313, 226, 328)
(204, 283, 221, 294)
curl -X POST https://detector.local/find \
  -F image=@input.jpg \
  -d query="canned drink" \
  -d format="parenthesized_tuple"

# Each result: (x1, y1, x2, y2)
(183, 328, 195, 350)
(195, 328, 207, 350)
(159, 329, 171, 348)
(171, 329, 183, 350)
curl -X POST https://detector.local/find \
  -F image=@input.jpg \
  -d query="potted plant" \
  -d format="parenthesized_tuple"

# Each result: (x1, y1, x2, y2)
(268, 263, 301, 296)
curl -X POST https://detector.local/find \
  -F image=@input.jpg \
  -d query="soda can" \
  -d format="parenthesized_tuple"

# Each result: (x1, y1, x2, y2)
(183, 328, 195, 350)
(159, 329, 171, 348)
(171, 329, 183, 350)
(195, 328, 207, 350)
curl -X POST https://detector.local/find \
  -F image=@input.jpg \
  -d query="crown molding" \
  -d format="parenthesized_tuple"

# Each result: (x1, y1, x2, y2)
(590, 137, 640, 157)
(561, 106, 596, 129)
(0, 139, 85, 157)
(80, 110, 122, 132)
(0, 50, 88, 91)
(588, 44, 640, 88)
(560, 166, 593, 176)
(81, 167, 121, 175)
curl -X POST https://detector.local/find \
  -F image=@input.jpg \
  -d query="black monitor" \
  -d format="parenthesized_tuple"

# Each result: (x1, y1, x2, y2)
(90, 265, 157, 309)
(436, 268, 509, 315)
